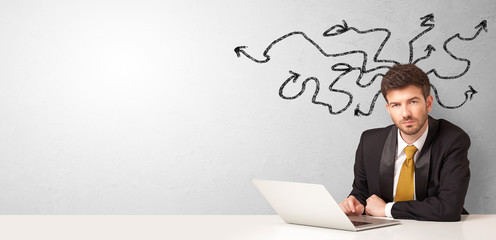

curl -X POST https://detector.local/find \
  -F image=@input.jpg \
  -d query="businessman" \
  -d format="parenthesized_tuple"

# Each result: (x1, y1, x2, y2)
(339, 64, 470, 221)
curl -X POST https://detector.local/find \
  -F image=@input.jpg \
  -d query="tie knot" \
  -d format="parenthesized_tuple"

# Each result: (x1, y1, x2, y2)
(404, 145, 418, 159)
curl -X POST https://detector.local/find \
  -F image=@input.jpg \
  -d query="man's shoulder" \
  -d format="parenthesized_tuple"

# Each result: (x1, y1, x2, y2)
(435, 118, 465, 132)
(432, 117, 470, 142)
(361, 124, 395, 140)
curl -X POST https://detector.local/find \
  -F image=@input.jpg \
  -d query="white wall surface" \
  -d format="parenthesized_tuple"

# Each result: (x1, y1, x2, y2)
(0, 0, 494, 214)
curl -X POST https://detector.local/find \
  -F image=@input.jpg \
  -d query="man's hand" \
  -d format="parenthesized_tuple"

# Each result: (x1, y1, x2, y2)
(365, 194, 386, 217)
(339, 195, 365, 216)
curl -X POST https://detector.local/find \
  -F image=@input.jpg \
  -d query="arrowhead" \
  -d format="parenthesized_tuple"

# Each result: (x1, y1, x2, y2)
(354, 104, 362, 117)
(342, 20, 349, 29)
(475, 20, 488, 32)
(425, 44, 436, 52)
(420, 13, 434, 21)
(323, 20, 349, 37)
(234, 46, 247, 57)
(466, 85, 478, 100)
(420, 13, 435, 26)
(288, 70, 301, 83)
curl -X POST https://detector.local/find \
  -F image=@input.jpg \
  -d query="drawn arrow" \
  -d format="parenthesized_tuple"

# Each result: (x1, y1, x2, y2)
(323, 21, 398, 87)
(431, 84, 477, 109)
(278, 70, 353, 115)
(233, 32, 318, 63)
(324, 66, 355, 114)
(234, 46, 270, 63)
(420, 14, 435, 26)
(235, 20, 398, 91)
(413, 44, 436, 64)
(234, 30, 369, 65)
(278, 71, 304, 100)
(323, 20, 349, 37)
(466, 85, 478, 100)
(447, 20, 487, 43)
(234, 27, 372, 115)
(428, 19, 488, 79)
(474, 20, 488, 36)
(236, 15, 487, 117)
(409, 13, 435, 64)
(234, 46, 245, 57)
(333, 23, 399, 67)
(354, 90, 382, 117)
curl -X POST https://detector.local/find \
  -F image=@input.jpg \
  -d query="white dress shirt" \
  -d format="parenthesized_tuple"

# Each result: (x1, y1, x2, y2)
(385, 125, 429, 218)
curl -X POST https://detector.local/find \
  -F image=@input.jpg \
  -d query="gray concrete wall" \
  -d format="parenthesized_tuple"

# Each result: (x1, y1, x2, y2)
(0, 0, 494, 214)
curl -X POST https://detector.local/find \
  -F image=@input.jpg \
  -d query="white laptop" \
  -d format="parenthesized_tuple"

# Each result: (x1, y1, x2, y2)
(252, 179, 400, 231)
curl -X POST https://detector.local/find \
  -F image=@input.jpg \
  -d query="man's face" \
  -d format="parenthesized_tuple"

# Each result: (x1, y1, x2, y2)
(385, 85, 433, 142)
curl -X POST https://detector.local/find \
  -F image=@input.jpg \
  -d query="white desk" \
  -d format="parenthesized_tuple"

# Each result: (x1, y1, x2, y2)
(0, 215, 494, 240)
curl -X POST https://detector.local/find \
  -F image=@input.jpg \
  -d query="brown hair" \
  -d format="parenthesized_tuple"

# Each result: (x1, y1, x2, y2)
(381, 64, 430, 102)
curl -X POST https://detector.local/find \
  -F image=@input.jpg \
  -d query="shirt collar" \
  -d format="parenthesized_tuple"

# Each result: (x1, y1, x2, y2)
(396, 124, 429, 157)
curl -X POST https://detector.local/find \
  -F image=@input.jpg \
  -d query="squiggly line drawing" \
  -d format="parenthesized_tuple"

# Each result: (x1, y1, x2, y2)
(409, 14, 435, 64)
(354, 90, 383, 117)
(278, 70, 354, 115)
(431, 84, 478, 109)
(236, 21, 397, 115)
(412, 45, 436, 65)
(425, 20, 488, 79)
(234, 13, 487, 116)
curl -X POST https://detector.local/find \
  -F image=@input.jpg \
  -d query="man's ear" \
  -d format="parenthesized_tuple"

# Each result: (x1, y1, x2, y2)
(384, 93, 390, 114)
(385, 96, 391, 115)
(426, 95, 434, 113)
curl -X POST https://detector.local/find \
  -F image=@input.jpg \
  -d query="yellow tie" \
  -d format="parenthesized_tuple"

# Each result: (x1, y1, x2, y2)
(395, 145, 418, 202)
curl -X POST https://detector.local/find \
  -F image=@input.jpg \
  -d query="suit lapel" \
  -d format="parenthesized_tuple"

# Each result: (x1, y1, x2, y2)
(415, 116, 438, 200)
(379, 125, 397, 203)
(379, 117, 439, 202)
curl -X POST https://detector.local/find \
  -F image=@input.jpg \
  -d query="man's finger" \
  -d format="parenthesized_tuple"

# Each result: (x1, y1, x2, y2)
(357, 204, 365, 215)
(348, 198, 356, 213)
(341, 201, 351, 213)
(339, 203, 351, 214)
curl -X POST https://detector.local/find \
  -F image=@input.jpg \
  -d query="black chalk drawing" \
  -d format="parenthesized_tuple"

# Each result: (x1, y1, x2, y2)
(234, 13, 488, 116)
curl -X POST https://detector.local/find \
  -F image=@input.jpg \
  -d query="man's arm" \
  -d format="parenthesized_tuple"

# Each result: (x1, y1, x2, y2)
(339, 195, 365, 216)
(348, 133, 370, 206)
(365, 195, 386, 217)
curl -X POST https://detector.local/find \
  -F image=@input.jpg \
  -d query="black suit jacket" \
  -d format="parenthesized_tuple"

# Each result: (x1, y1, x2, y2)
(349, 116, 471, 221)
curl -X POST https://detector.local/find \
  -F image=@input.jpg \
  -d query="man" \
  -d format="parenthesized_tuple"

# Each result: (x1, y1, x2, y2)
(339, 64, 470, 221)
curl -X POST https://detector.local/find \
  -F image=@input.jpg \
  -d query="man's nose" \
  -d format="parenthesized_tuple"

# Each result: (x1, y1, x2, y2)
(401, 106, 412, 118)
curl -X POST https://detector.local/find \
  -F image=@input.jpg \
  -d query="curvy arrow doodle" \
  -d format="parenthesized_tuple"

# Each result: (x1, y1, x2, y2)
(235, 13, 488, 116)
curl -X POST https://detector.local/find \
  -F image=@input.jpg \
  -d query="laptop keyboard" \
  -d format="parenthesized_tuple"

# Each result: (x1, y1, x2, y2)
(351, 221, 372, 226)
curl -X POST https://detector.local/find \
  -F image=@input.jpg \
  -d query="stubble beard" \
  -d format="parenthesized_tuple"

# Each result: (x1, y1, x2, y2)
(397, 114, 428, 137)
